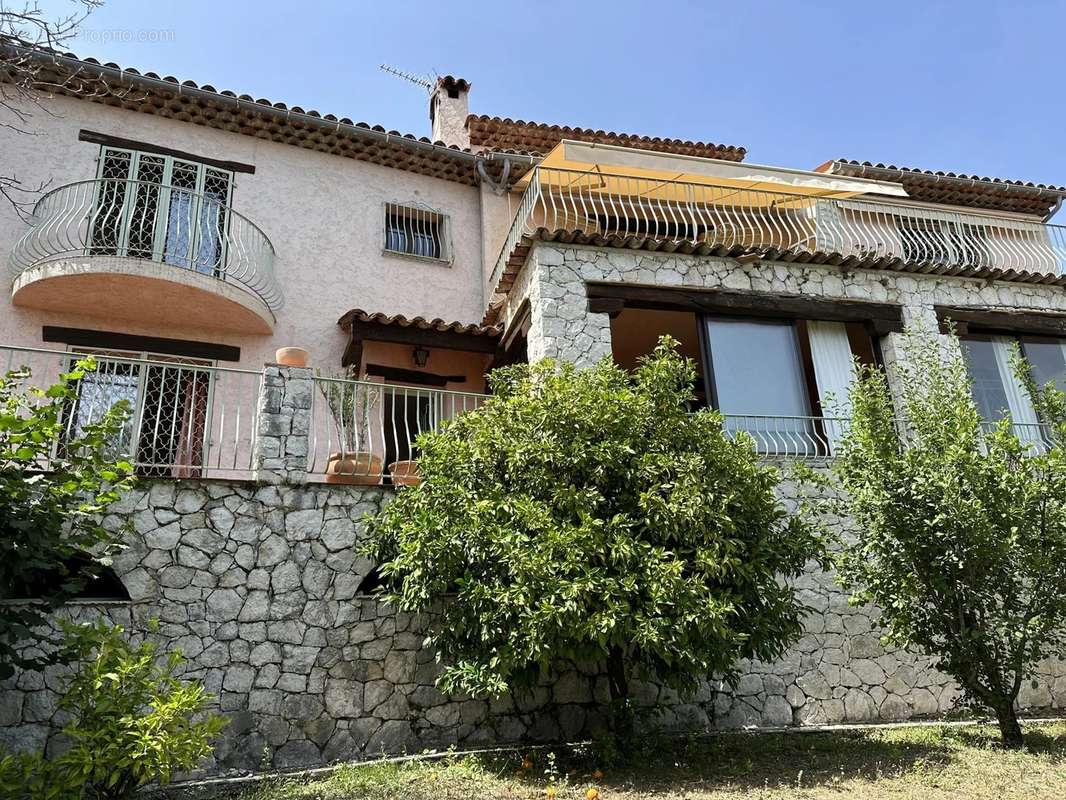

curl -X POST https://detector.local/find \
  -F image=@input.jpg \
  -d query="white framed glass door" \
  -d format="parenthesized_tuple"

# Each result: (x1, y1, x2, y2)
(88, 147, 233, 276)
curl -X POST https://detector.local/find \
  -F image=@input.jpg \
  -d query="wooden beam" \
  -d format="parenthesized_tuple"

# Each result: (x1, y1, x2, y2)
(344, 320, 499, 354)
(935, 306, 1066, 337)
(42, 327, 241, 362)
(586, 282, 905, 330)
(364, 364, 468, 386)
(341, 335, 364, 370)
(79, 130, 256, 174)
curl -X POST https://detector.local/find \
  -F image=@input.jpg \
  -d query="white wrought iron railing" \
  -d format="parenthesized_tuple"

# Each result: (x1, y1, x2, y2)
(0, 345, 263, 478)
(308, 376, 487, 482)
(9, 179, 282, 312)
(722, 414, 1056, 459)
(490, 166, 1066, 293)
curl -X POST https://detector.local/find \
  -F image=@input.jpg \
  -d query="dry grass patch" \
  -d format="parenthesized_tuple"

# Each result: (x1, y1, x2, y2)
(235, 722, 1066, 800)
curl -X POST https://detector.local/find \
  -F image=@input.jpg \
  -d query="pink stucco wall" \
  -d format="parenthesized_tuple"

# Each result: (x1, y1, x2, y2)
(0, 93, 515, 373)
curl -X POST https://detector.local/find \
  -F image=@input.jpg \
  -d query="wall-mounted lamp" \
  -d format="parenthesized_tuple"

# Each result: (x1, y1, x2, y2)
(412, 346, 430, 367)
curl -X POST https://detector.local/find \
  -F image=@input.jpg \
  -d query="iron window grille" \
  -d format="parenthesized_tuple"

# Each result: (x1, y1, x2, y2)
(383, 202, 450, 263)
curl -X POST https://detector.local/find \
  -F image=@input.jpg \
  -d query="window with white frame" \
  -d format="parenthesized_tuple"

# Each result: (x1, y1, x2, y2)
(89, 147, 234, 275)
(63, 348, 214, 478)
(383, 202, 449, 261)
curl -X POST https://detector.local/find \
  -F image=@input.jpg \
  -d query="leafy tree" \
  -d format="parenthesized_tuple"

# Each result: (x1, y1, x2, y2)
(365, 339, 822, 738)
(0, 358, 135, 678)
(0, 621, 226, 799)
(810, 326, 1066, 748)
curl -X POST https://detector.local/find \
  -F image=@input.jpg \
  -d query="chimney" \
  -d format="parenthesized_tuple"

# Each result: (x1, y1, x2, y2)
(430, 76, 471, 149)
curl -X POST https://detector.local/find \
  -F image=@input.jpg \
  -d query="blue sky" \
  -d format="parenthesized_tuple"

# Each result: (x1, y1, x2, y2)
(39, 0, 1066, 184)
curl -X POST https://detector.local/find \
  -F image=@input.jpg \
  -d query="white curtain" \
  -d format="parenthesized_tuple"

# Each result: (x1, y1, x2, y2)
(991, 337, 1040, 444)
(807, 320, 855, 452)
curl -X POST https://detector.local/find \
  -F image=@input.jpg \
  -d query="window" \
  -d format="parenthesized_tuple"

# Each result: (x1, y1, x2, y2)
(701, 317, 877, 455)
(89, 147, 234, 275)
(960, 333, 1066, 443)
(63, 349, 213, 478)
(383, 202, 448, 261)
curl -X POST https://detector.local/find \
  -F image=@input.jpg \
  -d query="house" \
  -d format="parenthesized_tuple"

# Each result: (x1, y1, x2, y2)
(3, 42, 1066, 771)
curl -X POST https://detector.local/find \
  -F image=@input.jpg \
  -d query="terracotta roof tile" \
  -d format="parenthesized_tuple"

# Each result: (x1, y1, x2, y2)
(820, 159, 1066, 217)
(466, 115, 746, 161)
(1, 45, 512, 187)
(337, 309, 502, 338)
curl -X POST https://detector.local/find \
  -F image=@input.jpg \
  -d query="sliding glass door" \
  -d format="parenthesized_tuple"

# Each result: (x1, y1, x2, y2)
(701, 316, 874, 456)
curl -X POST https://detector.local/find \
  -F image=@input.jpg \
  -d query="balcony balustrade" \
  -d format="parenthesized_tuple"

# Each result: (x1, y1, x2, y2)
(491, 167, 1066, 295)
(9, 179, 281, 333)
(1, 345, 1053, 480)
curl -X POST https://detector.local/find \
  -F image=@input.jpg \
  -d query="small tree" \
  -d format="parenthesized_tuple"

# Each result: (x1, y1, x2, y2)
(0, 358, 134, 678)
(0, 621, 226, 799)
(364, 340, 821, 739)
(815, 326, 1066, 748)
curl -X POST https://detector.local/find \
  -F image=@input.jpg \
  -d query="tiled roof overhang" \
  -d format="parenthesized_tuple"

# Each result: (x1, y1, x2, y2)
(1, 44, 528, 186)
(466, 115, 747, 162)
(483, 229, 1066, 324)
(337, 309, 502, 338)
(818, 160, 1066, 219)
(338, 309, 501, 368)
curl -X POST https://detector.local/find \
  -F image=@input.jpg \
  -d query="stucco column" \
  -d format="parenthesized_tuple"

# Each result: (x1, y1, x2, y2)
(527, 245, 613, 367)
(253, 364, 313, 484)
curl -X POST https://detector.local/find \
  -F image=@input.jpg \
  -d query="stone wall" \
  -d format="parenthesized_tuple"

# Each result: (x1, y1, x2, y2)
(502, 243, 1066, 368)
(3, 475, 1065, 778)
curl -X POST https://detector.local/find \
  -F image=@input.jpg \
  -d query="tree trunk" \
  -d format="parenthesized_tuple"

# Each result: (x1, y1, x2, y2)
(993, 701, 1025, 749)
(605, 645, 634, 746)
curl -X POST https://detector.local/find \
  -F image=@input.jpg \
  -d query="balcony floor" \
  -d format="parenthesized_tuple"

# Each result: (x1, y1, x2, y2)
(11, 256, 275, 335)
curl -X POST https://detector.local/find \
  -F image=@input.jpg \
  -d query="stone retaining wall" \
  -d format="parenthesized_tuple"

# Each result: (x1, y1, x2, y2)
(3, 476, 1065, 778)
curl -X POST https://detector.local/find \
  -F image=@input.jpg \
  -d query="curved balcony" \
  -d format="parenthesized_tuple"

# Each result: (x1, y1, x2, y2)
(10, 179, 282, 334)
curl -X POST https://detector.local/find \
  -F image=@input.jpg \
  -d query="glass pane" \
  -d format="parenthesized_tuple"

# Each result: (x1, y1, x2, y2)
(89, 150, 133, 255)
(961, 339, 1012, 420)
(705, 318, 816, 453)
(386, 212, 441, 259)
(706, 319, 810, 415)
(65, 359, 140, 457)
(1022, 339, 1066, 393)
(126, 155, 165, 259)
(137, 364, 211, 476)
(195, 169, 231, 273)
(163, 162, 200, 267)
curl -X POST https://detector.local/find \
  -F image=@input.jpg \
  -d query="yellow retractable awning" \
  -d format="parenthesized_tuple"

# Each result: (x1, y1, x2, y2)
(516, 140, 911, 205)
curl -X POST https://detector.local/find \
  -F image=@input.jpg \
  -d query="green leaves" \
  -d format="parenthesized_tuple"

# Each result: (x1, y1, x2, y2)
(0, 622, 224, 799)
(364, 338, 822, 706)
(815, 325, 1066, 746)
(0, 360, 136, 678)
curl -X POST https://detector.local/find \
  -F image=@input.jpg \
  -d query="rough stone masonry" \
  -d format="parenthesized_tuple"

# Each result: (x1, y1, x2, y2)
(2, 475, 1065, 777)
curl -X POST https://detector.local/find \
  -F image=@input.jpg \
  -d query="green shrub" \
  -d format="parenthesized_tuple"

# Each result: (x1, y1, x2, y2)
(365, 339, 822, 740)
(0, 621, 225, 799)
(807, 325, 1066, 748)
(0, 358, 135, 678)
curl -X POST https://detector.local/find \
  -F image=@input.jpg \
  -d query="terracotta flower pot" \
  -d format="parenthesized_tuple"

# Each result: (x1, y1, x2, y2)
(275, 347, 310, 367)
(388, 459, 421, 487)
(325, 452, 382, 485)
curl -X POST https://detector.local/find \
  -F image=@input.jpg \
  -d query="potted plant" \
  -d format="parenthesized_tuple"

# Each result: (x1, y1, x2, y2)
(387, 458, 421, 486)
(318, 371, 382, 485)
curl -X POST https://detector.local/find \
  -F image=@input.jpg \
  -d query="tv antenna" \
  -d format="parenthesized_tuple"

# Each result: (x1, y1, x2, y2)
(379, 63, 434, 93)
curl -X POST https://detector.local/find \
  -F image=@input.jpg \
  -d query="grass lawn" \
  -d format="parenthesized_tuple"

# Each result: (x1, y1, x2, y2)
(232, 721, 1066, 800)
